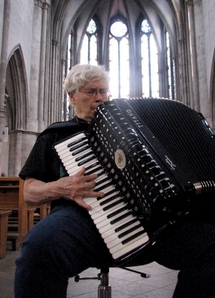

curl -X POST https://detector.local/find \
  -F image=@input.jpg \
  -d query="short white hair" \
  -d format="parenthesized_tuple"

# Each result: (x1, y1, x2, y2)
(64, 64, 109, 93)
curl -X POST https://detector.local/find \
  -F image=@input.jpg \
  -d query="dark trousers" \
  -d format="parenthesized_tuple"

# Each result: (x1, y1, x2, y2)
(153, 220, 215, 298)
(14, 203, 112, 298)
(14, 202, 215, 297)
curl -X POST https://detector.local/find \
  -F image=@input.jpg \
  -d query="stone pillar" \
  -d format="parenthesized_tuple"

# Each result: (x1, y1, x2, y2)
(50, 39, 59, 124)
(38, 1, 50, 132)
(28, 0, 50, 133)
(186, 0, 200, 111)
(27, 1, 42, 132)
(8, 130, 22, 176)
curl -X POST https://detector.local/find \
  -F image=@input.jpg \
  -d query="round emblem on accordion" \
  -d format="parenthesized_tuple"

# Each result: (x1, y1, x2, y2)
(115, 149, 126, 170)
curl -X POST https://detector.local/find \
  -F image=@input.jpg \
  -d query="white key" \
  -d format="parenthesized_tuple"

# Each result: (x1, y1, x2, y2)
(90, 197, 122, 215)
(90, 194, 120, 211)
(83, 184, 115, 207)
(61, 147, 91, 163)
(90, 195, 124, 216)
(102, 219, 142, 241)
(98, 213, 135, 234)
(55, 134, 87, 151)
(106, 226, 145, 248)
(66, 157, 97, 175)
(111, 234, 149, 259)
(92, 207, 129, 225)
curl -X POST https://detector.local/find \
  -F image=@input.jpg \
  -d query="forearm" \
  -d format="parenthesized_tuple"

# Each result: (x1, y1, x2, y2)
(23, 169, 104, 210)
(23, 177, 62, 205)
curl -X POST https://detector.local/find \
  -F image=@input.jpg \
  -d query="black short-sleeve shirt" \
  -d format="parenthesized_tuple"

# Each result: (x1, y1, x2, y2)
(19, 119, 89, 183)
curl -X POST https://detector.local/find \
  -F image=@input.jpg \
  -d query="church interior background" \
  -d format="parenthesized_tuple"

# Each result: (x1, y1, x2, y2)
(0, 0, 215, 177)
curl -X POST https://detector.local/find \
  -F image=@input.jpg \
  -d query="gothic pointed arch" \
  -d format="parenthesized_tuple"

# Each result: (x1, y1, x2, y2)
(4, 45, 28, 175)
(6, 45, 28, 131)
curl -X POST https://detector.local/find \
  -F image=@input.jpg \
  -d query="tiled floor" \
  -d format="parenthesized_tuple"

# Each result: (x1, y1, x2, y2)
(67, 263, 178, 298)
(0, 247, 179, 298)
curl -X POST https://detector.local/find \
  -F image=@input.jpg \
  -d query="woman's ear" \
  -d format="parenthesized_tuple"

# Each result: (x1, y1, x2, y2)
(68, 92, 76, 105)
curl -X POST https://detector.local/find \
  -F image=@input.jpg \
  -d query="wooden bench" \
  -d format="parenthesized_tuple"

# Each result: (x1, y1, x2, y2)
(0, 177, 50, 244)
(0, 210, 12, 259)
(0, 177, 28, 242)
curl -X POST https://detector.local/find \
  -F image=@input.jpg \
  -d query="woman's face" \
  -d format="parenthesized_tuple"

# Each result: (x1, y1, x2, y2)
(69, 78, 109, 122)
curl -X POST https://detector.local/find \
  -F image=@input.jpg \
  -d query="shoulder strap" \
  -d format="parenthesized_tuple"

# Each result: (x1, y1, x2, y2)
(38, 120, 89, 138)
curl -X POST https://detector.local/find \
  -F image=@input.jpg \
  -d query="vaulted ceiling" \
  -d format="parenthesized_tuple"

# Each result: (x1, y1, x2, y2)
(51, 0, 181, 59)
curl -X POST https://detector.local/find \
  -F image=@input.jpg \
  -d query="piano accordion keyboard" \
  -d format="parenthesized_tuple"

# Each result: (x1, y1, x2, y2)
(54, 132, 149, 260)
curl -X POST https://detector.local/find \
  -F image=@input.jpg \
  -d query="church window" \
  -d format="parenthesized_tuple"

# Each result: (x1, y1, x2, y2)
(109, 19, 129, 99)
(166, 30, 176, 99)
(140, 19, 159, 98)
(80, 19, 98, 65)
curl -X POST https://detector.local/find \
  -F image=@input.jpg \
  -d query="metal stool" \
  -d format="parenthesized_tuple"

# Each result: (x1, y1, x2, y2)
(74, 225, 168, 297)
(74, 265, 150, 298)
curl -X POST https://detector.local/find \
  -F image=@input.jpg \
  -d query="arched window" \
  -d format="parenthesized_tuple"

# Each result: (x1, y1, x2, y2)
(166, 30, 176, 99)
(140, 19, 159, 98)
(67, 32, 72, 70)
(66, 16, 177, 121)
(80, 19, 98, 65)
(109, 18, 129, 99)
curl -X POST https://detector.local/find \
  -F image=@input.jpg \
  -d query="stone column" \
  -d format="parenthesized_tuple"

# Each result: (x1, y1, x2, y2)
(27, 1, 42, 132)
(186, 0, 200, 111)
(8, 130, 22, 176)
(50, 39, 59, 124)
(38, 1, 50, 132)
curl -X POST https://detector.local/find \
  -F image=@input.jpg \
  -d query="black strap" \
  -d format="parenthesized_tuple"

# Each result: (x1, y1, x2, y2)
(38, 119, 89, 138)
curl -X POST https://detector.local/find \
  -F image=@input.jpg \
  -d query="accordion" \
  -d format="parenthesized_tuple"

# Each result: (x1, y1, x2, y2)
(55, 97, 215, 262)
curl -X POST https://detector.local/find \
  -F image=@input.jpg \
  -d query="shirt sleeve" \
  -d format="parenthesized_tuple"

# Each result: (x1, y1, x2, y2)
(19, 132, 65, 182)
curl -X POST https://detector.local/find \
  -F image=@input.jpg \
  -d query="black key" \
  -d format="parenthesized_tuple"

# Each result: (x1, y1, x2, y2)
(78, 155, 96, 166)
(95, 176, 110, 187)
(122, 230, 145, 245)
(69, 140, 88, 151)
(118, 223, 142, 238)
(76, 151, 94, 161)
(97, 189, 118, 202)
(110, 211, 132, 225)
(95, 181, 112, 192)
(103, 199, 124, 211)
(72, 145, 90, 155)
(100, 194, 120, 206)
(85, 162, 101, 174)
(107, 206, 128, 219)
(67, 136, 87, 148)
(115, 218, 138, 232)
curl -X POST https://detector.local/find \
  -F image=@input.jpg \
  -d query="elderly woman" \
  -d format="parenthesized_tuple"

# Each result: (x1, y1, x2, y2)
(14, 64, 215, 298)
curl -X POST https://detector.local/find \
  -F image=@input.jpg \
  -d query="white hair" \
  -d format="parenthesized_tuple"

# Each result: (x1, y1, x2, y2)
(64, 64, 109, 93)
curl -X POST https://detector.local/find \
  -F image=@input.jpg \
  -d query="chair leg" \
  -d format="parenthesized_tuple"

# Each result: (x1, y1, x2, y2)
(120, 266, 150, 278)
(74, 265, 149, 297)
(98, 267, 111, 298)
